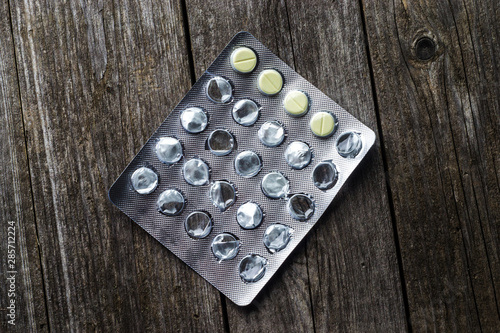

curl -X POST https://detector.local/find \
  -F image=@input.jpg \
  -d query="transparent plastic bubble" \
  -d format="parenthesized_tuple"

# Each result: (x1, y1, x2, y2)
(284, 141, 312, 170)
(207, 129, 235, 156)
(261, 172, 289, 199)
(211, 233, 240, 261)
(312, 161, 338, 190)
(234, 151, 262, 178)
(263, 224, 293, 253)
(232, 99, 259, 126)
(336, 131, 362, 158)
(183, 158, 210, 186)
(185, 211, 212, 239)
(206, 77, 232, 103)
(258, 121, 285, 147)
(130, 167, 158, 194)
(157, 189, 185, 216)
(236, 202, 263, 229)
(209, 181, 236, 211)
(156, 137, 183, 165)
(180, 107, 208, 133)
(239, 254, 267, 283)
(287, 194, 315, 221)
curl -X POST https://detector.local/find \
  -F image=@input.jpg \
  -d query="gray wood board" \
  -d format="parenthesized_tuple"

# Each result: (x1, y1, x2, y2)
(7, 0, 224, 331)
(1, 0, 499, 331)
(186, 1, 316, 332)
(0, 0, 48, 330)
(185, 0, 407, 331)
(361, 0, 500, 331)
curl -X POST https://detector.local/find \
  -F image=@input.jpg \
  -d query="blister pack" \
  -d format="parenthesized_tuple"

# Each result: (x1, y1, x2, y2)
(109, 31, 375, 306)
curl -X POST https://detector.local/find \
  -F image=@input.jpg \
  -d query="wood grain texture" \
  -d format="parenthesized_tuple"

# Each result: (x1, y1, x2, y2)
(8, 0, 224, 331)
(186, 1, 315, 332)
(1, 0, 498, 330)
(0, 0, 48, 331)
(361, 0, 500, 331)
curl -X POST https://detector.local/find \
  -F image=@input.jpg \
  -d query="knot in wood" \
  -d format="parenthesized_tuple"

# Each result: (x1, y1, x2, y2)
(415, 37, 436, 61)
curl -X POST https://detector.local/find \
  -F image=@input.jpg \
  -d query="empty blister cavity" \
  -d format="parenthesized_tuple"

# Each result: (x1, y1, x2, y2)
(211, 233, 240, 261)
(208, 129, 235, 156)
(312, 161, 338, 190)
(157, 189, 185, 216)
(258, 121, 285, 147)
(337, 131, 362, 158)
(309, 111, 338, 138)
(232, 99, 259, 126)
(236, 202, 263, 229)
(263, 224, 293, 253)
(131, 167, 158, 194)
(230, 47, 257, 73)
(206, 77, 232, 103)
(209, 181, 236, 211)
(239, 254, 267, 283)
(288, 194, 315, 221)
(284, 141, 312, 170)
(257, 69, 283, 96)
(183, 158, 210, 186)
(156, 137, 183, 165)
(283, 90, 309, 117)
(185, 211, 212, 239)
(180, 107, 208, 133)
(261, 172, 289, 199)
(234, 151, 262, 178)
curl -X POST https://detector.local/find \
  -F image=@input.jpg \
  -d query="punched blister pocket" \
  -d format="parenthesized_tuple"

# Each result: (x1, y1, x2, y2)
(109, 31, 376, 306)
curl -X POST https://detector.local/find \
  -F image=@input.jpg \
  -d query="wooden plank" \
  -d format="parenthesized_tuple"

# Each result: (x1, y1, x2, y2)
(362, 0, 500, 330)
(186, 0, 408, 331)
(9, 0, 225, 331)
(185, 1, 315, 332)
(0, 0, 48, 331)
(285, 1, 408, 331)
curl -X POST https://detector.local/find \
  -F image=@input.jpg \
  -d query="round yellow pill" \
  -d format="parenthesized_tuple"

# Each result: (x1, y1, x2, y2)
(257, 69, 283, 96)
(283, 90, 309, 116)
(310, 112, 337, 137)
(230, 47, 257, 73)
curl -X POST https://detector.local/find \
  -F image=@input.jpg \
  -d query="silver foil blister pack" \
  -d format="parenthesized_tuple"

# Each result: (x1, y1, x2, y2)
(109, 32, 376, 306)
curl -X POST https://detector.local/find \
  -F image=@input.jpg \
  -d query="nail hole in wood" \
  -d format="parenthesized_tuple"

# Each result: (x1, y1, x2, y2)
(415, 37, 436, 61)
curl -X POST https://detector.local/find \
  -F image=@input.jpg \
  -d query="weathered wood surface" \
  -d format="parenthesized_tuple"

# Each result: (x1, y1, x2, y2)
(186, 0, 407, 331)
(0, 0, 48, 331)
(362, 0, 500, 331)
(3, 0, 224, 331)
(0, 0, 498, 332)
